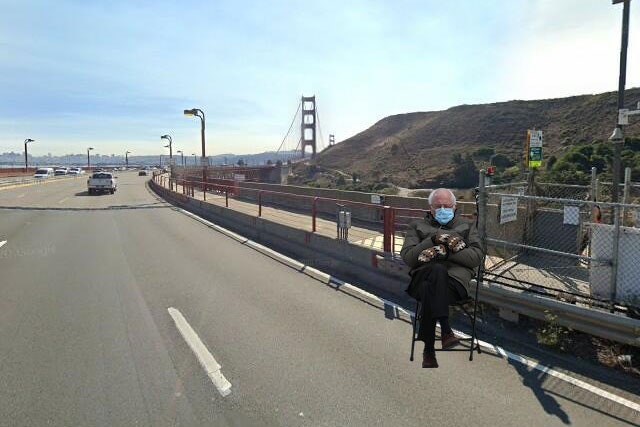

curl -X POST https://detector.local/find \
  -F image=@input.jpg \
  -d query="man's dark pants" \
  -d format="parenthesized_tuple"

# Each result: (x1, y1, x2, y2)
(415, 263, 468, 351)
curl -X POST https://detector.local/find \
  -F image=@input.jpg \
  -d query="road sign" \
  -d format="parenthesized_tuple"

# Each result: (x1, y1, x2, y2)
(526, 130, 543, 168)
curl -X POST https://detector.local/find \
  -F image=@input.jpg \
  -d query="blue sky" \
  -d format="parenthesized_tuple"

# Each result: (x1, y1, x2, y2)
(1, 0, 639, 156)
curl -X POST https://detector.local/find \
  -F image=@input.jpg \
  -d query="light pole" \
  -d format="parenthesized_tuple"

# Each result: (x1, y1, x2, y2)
(161, 134, 172, 160)
(87, 147, 94, 170)
(177, 150, 184, 167)
(184, 108, 207, 183)
(125, 151, 131, 169)
(611, 0, 631, 204)
(24, 138, 34, 172)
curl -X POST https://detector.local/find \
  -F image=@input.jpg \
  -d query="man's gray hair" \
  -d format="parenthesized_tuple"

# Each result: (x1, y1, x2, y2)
(428, 188, 456, 206)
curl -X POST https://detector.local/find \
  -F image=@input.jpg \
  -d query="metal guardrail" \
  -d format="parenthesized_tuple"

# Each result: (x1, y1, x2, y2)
(0, 174, 82, 189)
(477, 281, 640, 346)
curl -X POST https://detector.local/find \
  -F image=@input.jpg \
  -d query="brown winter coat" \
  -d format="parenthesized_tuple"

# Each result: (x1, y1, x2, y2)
(400, 211, 484, 296)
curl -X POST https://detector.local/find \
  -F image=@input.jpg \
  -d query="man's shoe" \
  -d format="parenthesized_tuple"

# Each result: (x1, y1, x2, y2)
(441, 332, 460, 349)
(422, 351, 439, 368)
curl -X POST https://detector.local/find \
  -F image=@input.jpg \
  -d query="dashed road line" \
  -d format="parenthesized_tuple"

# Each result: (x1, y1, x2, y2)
(0, 240, 6, 249)
(168, 307, 232, 397)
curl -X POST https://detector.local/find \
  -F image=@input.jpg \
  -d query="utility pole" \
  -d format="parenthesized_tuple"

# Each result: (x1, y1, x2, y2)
(611, 0, 631, 204)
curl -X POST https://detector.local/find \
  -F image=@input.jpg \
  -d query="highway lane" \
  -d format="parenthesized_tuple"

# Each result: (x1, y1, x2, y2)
(0, 173, 637, 426)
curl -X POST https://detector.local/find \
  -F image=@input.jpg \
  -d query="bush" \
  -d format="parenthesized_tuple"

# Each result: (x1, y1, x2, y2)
(491, 153, 514, 168)
(536, 310, 572, 351)
(473, 147, 495, 160)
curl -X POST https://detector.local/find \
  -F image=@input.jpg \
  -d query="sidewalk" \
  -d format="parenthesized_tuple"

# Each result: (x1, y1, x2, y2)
(169, 179, 392, 251)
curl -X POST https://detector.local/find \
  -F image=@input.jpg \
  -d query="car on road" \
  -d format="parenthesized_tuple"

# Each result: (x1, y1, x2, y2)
(138, 170, 147, 176)
(68, 167, 84, 175)
(87, 172, 117, 194)
(54, 168, 68, 176)
(33, 168, 54, 179)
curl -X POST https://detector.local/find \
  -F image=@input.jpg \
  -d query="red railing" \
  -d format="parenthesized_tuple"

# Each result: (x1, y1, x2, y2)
(151, 173, 476, 256)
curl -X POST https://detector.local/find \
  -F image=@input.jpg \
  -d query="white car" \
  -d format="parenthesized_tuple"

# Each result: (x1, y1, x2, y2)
(87, 172, 117, 194)
(34, 168, 54, 179)
(68, 167, 83, 175)
(54, 168, 68, 176)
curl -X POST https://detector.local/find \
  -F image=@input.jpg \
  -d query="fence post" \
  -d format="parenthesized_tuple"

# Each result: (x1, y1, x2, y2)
(312, 197, 318, 232)
(610, 204, 622, 312)
(622, 167, 631, 225)
(203, 181, 206, 201)
(383, 206, 393, 253)
(225, 188, 229, 207)
(478, 170, 488, 253)
(258, 190, 262, 217)
(590, 167, 597, 202)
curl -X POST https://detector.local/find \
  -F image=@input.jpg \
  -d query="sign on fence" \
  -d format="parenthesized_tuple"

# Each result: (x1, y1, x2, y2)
(500, 196, 518, 224)
(371, 194, 384, 204)
(233, 174, 245, 181)
(563, 206, 580, 225)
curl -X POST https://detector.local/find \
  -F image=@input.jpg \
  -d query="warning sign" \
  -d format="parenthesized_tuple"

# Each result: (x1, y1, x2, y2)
(500, 196, 518, 224)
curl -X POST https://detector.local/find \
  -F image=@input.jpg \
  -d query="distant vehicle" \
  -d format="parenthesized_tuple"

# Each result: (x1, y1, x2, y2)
(87, 172, 117, 194)
(33, 168, 54, 179)
(54, 168, 68, 176)
(138, 170, 148, 176)
(68, 167, 84, 175)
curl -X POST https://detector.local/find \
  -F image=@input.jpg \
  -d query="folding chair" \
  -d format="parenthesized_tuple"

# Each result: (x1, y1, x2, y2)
(409, 266, 483, 362)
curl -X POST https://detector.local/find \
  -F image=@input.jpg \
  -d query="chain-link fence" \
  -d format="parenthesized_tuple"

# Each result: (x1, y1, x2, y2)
(479, 172, 640, 314)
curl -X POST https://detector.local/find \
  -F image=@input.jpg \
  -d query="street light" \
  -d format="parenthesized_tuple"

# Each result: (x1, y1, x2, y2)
(177, 150, 184, 167)
(161, 134, 173, 160)
(184, 108, 207, 182)
(125, 151, 131, 169)
(24, 138, 35, 172)
(87, 147, 94, 170)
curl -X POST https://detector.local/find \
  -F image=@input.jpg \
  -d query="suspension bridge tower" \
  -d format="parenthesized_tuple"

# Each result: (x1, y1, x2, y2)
(300, 95, 317, 158)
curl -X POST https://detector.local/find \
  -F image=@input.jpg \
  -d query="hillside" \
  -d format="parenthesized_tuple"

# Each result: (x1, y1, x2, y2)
(313, 88, 640, 188)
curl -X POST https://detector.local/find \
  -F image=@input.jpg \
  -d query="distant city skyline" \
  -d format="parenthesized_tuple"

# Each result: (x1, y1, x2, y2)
(2, 1, 639, 156)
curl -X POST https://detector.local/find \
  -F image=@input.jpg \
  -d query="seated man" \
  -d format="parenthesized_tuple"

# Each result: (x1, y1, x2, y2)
(401, 188, 483, 368)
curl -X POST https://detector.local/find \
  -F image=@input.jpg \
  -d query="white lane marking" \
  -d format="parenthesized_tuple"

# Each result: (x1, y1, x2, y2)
(0, 241, 6, 249)
(17, 194, 25, 198)
(168, 307, 232, 397)
(157, 187, 640, 413)
(58, 197, 68, 204)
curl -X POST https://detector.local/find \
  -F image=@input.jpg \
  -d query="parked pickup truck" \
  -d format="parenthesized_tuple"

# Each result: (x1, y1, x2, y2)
(87, 172, 117, 194)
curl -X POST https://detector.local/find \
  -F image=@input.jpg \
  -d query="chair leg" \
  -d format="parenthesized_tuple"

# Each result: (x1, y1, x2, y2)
(410, 301, 420, 362)
(469, 293, 481, 361)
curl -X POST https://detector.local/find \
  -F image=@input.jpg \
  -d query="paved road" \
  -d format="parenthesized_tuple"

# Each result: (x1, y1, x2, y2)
(0, 174, 638, 426)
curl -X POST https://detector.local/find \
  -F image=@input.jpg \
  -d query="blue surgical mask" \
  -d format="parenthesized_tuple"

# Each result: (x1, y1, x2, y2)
(435, 207, 454, 225)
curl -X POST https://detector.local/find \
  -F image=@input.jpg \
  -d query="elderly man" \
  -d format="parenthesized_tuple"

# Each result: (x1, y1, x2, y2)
(401, 188, 483, 368)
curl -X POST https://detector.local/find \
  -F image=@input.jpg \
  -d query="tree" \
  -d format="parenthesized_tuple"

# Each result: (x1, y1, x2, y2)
(473, 147, 495, 160)
(491, 154, 514, 168)
(237, 159, 245, 166)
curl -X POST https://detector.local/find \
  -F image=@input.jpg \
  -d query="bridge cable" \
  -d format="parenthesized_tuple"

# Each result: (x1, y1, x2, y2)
(276, 99, 302, 156)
